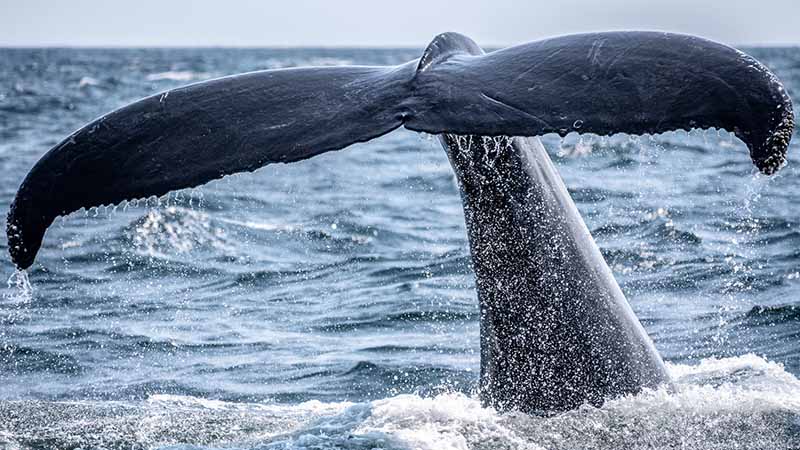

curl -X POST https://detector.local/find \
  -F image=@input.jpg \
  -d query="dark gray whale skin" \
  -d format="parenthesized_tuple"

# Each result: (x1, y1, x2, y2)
(443, 134, 668, 412)
(6, 31, 794, 413)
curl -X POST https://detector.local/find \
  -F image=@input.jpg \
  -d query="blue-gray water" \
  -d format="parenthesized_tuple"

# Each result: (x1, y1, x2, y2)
(0, 47, 799, 449)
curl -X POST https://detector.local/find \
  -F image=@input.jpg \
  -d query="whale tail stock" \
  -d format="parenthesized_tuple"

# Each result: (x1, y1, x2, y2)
(7, 31, 794, 270)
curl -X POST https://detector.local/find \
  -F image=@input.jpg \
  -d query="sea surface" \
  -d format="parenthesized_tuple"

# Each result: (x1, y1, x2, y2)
(0, 46, 799, 449)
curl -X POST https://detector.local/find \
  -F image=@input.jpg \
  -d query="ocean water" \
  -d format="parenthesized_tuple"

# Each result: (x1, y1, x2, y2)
(0, 46, 799, 449)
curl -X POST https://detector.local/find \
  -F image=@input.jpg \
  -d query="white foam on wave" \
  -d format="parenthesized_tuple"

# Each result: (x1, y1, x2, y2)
(356, 393, 535, 450)
(148, 394, 351, 415)
(263, 57, 354, 69)
(263, 354, 800, 450)
(2, 355, 798, 449)
(77, 76, 100, 88)
(146, 71, 210, 82)
(218, 217, 299, 233)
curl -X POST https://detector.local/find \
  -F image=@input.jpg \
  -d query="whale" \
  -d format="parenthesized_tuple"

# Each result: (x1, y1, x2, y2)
(6, 31, 794, 412)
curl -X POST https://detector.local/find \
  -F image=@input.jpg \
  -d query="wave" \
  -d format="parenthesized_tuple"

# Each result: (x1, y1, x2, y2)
(0, 355, 798, 449)
(746, 304, 800, 322)
(311, 308, 478, 333)
(0, 344, 82, 375)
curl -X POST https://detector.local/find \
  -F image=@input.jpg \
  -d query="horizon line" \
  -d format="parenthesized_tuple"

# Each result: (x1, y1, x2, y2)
(2, 41, 800, 50)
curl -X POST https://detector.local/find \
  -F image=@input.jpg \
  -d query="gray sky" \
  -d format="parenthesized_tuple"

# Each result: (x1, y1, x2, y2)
(2, 0, 799, 47)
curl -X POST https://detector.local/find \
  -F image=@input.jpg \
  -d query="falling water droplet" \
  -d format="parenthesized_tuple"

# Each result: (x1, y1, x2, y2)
(5, 269, 32, 303)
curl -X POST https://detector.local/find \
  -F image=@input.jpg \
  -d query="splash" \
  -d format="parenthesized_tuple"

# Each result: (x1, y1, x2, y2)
(127, 206, 231, 257)
(1, 355, 797, 449)
(4, 269, 32, 304)
(1, 270, 32, 326)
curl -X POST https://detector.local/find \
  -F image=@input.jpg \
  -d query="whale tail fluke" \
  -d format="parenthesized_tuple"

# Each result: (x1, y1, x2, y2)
(7, 31, 794, 269)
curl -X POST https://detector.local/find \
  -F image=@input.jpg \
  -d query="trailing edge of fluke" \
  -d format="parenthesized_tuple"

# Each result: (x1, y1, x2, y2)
(6, 31, 795, 269)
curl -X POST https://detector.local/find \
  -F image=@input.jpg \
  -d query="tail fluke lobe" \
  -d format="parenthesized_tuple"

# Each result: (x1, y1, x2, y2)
(407, 31, 794, 174)
(7, 65, 413, 269)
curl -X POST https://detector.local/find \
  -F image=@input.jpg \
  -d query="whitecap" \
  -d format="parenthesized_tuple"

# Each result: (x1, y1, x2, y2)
(77, 76, 100, 88)
(146, 71, 209, 82)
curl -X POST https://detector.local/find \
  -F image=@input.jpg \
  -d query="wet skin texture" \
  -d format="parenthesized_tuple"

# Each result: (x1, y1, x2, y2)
(444, 134, 668, 412)
(5, 32, 794, 412)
